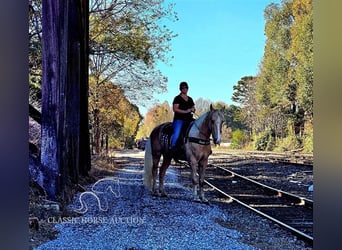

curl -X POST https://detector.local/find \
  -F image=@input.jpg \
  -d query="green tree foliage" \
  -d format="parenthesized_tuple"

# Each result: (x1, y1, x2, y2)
(258, 1, 293, 108)
(273, 122, 301, 151)
(251, 0, 313, 151)
(89, 0, 178, 106)
(287, 0, 313, 119)
(229, 1, 313, 152)
(231, 129, 249, 149)
(218, 105, 243, 132)
(302, 122, 313, 153)
(254, 129, 276, 151)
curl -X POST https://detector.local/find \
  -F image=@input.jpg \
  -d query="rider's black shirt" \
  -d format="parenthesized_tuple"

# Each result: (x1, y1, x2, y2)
(172, 94, 195, 122)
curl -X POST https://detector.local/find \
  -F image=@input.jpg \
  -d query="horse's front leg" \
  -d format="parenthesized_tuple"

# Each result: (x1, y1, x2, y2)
(159, 157, 171, 197)
(193, 184, 199, 202)
(190, 161, 200, 202)
(199, 160, 209, 203)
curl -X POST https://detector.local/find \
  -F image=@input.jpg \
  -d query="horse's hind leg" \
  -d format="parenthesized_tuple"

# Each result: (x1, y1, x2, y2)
(159, 157, 172, 197)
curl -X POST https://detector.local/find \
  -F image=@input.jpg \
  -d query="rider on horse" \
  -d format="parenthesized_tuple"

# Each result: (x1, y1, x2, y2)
(170, 81, 195, 155)
(144, 103, 225, 202)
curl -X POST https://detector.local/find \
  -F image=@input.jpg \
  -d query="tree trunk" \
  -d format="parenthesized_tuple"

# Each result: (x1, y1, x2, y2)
(78, 0, 91, 175)
(105, 134, 109, 153)
(40, 0, 90, 199)
(93, 109, 101, 154)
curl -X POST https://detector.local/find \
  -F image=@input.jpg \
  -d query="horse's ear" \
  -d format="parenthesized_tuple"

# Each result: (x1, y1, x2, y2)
(210, 104, 214, 111)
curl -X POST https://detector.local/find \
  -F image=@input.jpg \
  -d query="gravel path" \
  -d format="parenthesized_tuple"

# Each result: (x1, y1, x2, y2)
(35, 164, 256, 250)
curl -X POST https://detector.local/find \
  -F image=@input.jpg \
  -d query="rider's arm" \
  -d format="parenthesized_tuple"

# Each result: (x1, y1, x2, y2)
(173, 103, 193, 114)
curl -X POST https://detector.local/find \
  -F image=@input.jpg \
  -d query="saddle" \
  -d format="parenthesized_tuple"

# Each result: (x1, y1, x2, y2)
(160, 122, 192, 161)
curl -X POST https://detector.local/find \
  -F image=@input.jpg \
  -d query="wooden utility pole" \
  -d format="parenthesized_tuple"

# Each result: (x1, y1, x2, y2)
(40, 0, 90, 199)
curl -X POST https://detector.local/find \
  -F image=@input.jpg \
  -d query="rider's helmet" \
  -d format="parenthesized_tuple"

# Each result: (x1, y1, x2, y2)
(179, 81, 189, 90)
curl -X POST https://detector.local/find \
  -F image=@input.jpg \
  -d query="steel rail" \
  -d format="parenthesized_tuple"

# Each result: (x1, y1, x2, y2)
(204, 169, 313, 243)
(216, 166, 313, 207)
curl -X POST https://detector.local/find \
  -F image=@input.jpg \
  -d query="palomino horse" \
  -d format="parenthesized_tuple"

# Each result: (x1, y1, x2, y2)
(144, 104, 225, 202)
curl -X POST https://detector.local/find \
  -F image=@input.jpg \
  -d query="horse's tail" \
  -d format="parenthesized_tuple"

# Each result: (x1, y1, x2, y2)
(143, 139, 153, 189)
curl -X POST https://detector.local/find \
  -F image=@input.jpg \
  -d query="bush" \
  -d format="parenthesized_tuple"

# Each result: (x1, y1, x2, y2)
(302, 124, 313, 153)
(254, 130, 275, 151)
(230, 129, 249, 149)
(274, 134, 301, 152)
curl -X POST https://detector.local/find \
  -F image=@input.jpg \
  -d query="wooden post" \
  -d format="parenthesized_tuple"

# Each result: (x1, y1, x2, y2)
(40, 0, 90, 199)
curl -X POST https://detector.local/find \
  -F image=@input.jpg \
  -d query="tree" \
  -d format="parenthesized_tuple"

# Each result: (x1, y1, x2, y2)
(194, 98, 212, 116)
(258, 1, 293, 108)
(29, 0, 42, 107)
(232, 76, 259, 135)
(39, 0, 90, 199)
(222, 105, 246, 131)
(104, 90, 142, 149)
(89, 77, 142, 152)
(287, 0, 313, 120)
(88, 0, 177, 107)
(256, 0, 309, 140)
(250, 0, 313, 151)
(140, 101, 173, 138)
(89, 76, 124, 153)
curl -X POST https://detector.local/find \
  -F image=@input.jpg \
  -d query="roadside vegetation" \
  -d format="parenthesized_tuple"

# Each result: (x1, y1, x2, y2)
(29, 0, 312, 206)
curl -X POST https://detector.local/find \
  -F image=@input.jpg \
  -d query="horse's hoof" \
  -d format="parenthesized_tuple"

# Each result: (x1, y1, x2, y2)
(201, 199, 210, 205)
(152, 192, 160, 197)
(160, 193, 168, 197)
(193, 197, 201, 203)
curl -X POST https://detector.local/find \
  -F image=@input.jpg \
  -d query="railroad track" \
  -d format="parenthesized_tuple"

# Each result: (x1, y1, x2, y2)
(210, 149, 313, 166)
(204, 165, 313, 245)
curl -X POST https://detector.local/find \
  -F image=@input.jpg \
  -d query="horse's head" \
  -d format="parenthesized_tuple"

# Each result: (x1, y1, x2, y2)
(209, 104, 225, 145)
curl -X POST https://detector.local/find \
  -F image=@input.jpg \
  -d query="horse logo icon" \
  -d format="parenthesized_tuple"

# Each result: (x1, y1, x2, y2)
(73, 177, 121, 214)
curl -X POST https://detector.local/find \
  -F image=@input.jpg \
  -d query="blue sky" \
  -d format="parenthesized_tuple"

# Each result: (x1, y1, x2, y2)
(142, 0, 280, 114)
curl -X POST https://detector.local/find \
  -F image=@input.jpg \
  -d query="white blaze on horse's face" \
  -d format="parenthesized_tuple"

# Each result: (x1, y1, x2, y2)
(211, 110, 224, 145)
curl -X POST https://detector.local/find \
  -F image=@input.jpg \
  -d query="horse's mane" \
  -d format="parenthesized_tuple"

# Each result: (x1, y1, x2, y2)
(188, 111, 212, 138)
(194, 111, 210, 126)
